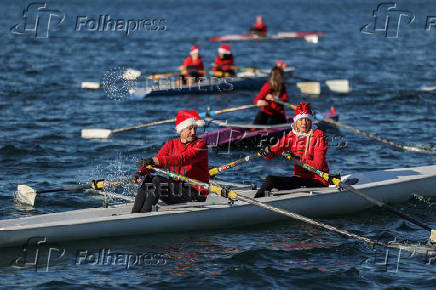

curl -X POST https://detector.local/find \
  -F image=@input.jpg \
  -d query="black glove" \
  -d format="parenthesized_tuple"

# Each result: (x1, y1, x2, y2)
(259, 145, 271, 157)
(92, 179, 105, 190)
(131, 171, 143, 184)
(136, 158, 154, 168)
(328, 173, 341, 185)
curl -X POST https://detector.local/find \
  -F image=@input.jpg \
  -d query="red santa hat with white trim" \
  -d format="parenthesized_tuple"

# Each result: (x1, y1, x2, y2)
(190, 45, 200, 55)
(175, 110, 205, 133)
(218, 44, 231, 54)
(293, 102, 314, 122)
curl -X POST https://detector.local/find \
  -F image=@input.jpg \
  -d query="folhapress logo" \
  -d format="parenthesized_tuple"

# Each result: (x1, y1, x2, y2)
(360, 2, 415, 38)
(10, 2, 65, 39)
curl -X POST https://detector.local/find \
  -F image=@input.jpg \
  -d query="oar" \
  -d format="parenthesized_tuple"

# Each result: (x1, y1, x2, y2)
(320, 115, 436, 154)
(81, 69, 142, 89)
(212, 64, 260, 73)
(16, 179, 125, 206)
(272, 99, 435, 154)
(209, 153, 261, 176)
(292, 76, 350, 95)
(271, 98, 326, 122)
(81, 104, 257, 139)
(282, 152, 436, 243)
(145, 165, 427, 251)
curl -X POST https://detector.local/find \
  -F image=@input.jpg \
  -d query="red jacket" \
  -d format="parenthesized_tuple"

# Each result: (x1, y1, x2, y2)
(155, 137, 209, 195)
(182, 56, 204, 77)
(252, 23, 267, 35)
(253, 82, 289, 116)
(265, 127, 329, 186)
(212, 56, 235, 74)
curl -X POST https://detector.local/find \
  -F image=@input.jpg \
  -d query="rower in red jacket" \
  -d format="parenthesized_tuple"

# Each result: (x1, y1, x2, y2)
(249, 15, 267, 37)
(253, 62, 289, 125)
(212, 44, 236, 77)
(132, 110, 209, 213)
(255, 102, 329, 198)
(178, 45, 204, 87)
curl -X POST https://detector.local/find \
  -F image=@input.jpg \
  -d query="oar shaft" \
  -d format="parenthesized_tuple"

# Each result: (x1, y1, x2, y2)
(235, 194, 376, 245)
(339, 182, 432, 231)
(322, 117, 406, 151)
(112, 118, 176, 134)
(148, 166, 381, 247)
(216, 104, 257, 114)
(37, 184, 91, 194)
(272, 98, 296, 109)
(209, 153, 260, 176)
(112, 105, 255, 134)
(284, 153, 433, 233)
(36, 180, 125, 194)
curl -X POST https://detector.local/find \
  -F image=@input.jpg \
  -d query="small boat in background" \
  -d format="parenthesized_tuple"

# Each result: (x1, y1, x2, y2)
(209, 32, 325, 43)
(200, 108, 338, 149)
(129, 67, 295, 99)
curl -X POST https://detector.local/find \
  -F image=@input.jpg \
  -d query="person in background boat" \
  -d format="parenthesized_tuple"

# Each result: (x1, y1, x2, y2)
(131, 110, 209, 213)
(249, 15, 267, 37)
(178, 45, 204, 87)
(255, 102, 329, 198)
(253, 61, 289, 125)
(212, 44, 236, 77)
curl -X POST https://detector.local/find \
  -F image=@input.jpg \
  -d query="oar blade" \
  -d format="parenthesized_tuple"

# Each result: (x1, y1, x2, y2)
(81, 82, 100, 89)
(325, 79, 350, 94)
(421, 86, 436, 92)
(304, 35, 318, 43)
(431, 230, 436, 243)
(123, 69, 141, 80)
(16, 185, 37, 206)
(81, 128, 113, 139)
(296, 82, 321, 95)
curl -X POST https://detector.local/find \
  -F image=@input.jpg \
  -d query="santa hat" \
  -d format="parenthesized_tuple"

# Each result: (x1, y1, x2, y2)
(175, 110, 205, 133)
(218, 44, 231, 54)
(293, 102, 314, 122)
(190, 45, 200, 55)
(276, 60, 287, 71)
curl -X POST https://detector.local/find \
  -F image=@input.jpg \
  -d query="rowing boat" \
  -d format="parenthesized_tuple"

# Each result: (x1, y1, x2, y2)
(129, 67, 294, 99)
(1, 165, 435, 248)
(209, 32, 325, 42)
(200, 109, 338, 149)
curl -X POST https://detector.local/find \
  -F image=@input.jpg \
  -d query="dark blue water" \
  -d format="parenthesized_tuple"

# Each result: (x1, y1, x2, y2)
(1, 0, 435, 288)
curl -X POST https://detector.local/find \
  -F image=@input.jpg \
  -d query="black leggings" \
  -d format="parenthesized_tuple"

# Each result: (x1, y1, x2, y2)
(255, 175, 326, 198)
(253, 111, 287, 125)
(131, 175, 205, 213)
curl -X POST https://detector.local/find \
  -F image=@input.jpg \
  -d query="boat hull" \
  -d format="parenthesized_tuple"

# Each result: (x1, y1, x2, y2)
(1, 165, 435, 248)
(209, 32, 325, 42)
(200, 113, 339, 149)
(129, 67, 294, 99)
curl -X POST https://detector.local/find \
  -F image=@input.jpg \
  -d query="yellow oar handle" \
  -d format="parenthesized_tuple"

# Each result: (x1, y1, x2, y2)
(91, 179, 124, 190)
(147, 166, 239, 201)
(282, 154, 341, 186)
(216, 104, 257, 114)
(209, 185, 238, 200)
(208, 153, 262, 177)
(272, 98, 297, 109)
